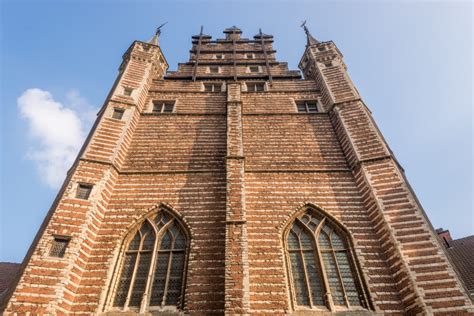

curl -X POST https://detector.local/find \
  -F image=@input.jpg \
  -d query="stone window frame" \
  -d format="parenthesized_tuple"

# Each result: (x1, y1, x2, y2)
(247, 65, 261, 73)
(202, 82, 224, 93)
(103, 208, 190, 314)
(112, 108, 125, 120)
(151, 100, 176, 113)
(48, 235, 71, 258)
(75, 182, 94, 200)
(123, 87, 134, 96)
(245, 81, 266, 92)
(208, 65, 220, 74)
(294, 100, 321, 113)
(283, 206, 373, 313)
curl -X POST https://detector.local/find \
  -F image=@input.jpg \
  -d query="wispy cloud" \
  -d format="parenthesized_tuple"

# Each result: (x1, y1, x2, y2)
(17, 88, 97, 188)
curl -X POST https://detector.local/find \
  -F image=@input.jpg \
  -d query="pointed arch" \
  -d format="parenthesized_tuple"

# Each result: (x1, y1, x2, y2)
(282, 203, 372, 312)
(106, 204, 190, 313)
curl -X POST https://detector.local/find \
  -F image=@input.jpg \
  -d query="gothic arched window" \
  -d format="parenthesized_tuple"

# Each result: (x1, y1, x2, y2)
(285, 208, 371, 312)
(110, 210, 188, 313)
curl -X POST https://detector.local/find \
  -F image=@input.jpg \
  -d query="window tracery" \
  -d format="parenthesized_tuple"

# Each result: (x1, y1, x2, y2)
(286, 208, 370, 311)
(110, 210, 188, 312)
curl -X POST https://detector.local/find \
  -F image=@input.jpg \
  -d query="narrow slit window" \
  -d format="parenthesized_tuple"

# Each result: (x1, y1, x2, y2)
(246, 82, 265, 92)
(76, 183, 93, 200)
(153, 101, 175, 113)
(49, 236, 70, 258)
(112, 108, 125, 120)
(296, 101, 319, 113)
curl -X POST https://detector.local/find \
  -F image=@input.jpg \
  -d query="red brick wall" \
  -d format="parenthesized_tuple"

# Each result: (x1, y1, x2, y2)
(4, 35, 473, 316)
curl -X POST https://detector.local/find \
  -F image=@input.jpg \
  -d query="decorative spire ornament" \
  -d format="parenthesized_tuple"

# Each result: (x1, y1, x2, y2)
(149, 22, 167, 45)
(301, 20, 319, 46)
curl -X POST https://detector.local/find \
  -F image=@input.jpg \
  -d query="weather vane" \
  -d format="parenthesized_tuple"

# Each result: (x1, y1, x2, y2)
(156, 22, 168, 37)
(301, 20, 309, 35)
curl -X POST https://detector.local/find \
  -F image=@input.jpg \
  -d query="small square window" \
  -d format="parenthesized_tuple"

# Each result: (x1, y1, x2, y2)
(163, 103, 174, 113)
(246, 82, 265, 92)
(249, 66, 260, 73)
(209, 66, 219, 74)
(204, 83, 222, 92)
(123, 87, 133, 96)
(324, 62, 333, 68)
(215, 54, 224, 59)
(153, 101, 175, 113)
(49, 236, 70, 258)
(112, 108, 124, 120)
(246, 53, 254, 59)
(76, 183, 93, 200)
(296, 101, 319, 113)
(297, 103, 307, 112)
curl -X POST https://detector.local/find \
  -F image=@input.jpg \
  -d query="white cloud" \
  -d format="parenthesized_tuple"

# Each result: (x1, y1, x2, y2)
(17, 88, 96, 188)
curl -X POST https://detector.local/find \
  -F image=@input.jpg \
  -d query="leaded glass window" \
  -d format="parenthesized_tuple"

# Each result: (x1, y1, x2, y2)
(286, 209, 370, 311)
(49, 236, 70, 258)
(111, 210, 188, 312)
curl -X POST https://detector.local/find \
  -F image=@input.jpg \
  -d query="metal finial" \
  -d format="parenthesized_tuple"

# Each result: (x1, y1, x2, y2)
(150, 22, 168, 45)
(156, 22, 168, 35)
(300, 20, 319, 46)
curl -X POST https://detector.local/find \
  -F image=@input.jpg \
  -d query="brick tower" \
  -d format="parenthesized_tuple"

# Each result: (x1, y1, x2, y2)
(2, 26, 473, 315)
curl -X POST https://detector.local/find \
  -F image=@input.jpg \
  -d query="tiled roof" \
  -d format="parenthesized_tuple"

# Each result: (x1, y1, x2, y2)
(445, 235, 474, 295)
(0, 262, 20, 294)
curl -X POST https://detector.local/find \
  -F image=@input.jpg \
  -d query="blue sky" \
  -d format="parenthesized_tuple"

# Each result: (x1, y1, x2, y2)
(1, 0, 472, 263)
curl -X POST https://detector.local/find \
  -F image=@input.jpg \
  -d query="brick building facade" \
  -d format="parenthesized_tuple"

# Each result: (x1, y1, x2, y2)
(2, 26, 473, 315)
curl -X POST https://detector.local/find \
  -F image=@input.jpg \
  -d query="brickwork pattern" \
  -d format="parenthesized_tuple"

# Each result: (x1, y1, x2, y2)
(3, 29, 473, 316)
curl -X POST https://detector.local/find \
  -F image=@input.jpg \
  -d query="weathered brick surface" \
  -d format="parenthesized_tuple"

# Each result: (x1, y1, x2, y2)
(3, 28, 473, 315)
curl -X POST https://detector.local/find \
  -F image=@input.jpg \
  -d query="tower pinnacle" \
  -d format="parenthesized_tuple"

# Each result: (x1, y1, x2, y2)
(301, 20, 319, 46)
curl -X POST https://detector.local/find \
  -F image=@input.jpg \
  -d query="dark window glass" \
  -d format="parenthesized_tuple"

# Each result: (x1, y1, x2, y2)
(209, 66, 219, 73)
(163, 103, 174, 113)
(318, 47, 326, 52)
(246, 53, 254, 59)
(112, 108, 125, 120)
(296, 101, 319, 113)
(249, 66, 260, 73)
(76, 184, 93, 200)
(123, 88, 133, 96)
(49, 236, 70, 258)
(113, 212, 188, 311)
(247, 82, 265, 92)
(153, 101, 175, 113)
(297, 103, 307, 112)
(288, 222, 324, 307)
(324, 62, 333, 68)
(286, 210, 369, 310)
(204, 83, 221, 92)
(215, 54, 223, 59)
